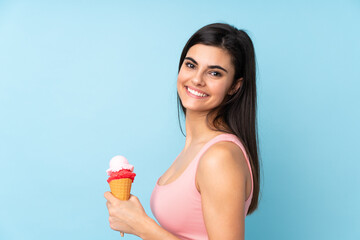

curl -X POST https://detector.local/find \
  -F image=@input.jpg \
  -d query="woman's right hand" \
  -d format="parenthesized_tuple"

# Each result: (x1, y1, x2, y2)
(105, 192, 148, 236)
(104, 192, 181, 240)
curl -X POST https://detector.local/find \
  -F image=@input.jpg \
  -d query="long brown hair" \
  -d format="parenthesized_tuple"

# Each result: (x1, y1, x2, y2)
(177, 23, 260, 214)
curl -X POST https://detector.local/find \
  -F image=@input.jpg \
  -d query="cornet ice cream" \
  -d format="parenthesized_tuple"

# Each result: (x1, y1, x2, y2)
(106, 155, 136, 200)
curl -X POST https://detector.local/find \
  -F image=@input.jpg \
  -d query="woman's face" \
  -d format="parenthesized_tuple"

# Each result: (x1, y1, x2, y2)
(177, 44, 238, 114)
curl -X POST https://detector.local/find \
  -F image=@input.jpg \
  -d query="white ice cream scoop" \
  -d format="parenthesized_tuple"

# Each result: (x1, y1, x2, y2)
(106, 155, 134, 175)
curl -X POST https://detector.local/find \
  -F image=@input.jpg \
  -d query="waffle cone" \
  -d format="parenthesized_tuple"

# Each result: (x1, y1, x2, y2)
(109, 178, 132, 200)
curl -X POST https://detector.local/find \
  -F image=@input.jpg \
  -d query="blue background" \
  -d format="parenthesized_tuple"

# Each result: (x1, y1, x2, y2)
(1, 0, 359, 239)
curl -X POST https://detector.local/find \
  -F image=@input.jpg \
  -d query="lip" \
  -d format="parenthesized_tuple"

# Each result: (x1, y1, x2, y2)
(185, 86, 209, 99)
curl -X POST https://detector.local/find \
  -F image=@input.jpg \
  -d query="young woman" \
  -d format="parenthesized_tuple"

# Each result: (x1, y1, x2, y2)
(105, 23, 260, 240)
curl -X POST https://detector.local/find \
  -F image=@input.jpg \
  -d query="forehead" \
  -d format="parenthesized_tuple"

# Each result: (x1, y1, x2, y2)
(186, 44, 233, 69)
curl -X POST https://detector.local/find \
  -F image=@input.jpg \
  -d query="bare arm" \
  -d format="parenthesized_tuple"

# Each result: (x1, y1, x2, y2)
(196, 141, 249, 240)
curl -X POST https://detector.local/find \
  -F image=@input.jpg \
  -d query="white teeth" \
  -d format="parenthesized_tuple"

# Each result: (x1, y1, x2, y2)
(187, 87, 207, 97)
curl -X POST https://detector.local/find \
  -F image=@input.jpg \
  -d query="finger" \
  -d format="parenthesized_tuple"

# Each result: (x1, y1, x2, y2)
(104, 191, 116, 201)
(120, 232, 124, 237)
(128, 194, 139, 202)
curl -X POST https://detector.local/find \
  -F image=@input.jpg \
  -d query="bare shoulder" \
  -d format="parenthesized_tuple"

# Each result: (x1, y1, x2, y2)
(196, 141, 250, 191)
(198, 141, 249, 177)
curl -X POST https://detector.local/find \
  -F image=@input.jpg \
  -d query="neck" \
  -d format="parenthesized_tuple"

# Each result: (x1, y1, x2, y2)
(183, 110, 222, 149)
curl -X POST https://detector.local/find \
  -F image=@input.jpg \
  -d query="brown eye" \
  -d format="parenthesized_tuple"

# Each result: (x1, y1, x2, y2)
(210, 71, 222, 77)
(185, 62, 195, 68)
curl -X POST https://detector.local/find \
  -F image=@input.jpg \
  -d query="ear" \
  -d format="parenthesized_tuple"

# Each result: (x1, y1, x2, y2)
(228, 77, 243, 95)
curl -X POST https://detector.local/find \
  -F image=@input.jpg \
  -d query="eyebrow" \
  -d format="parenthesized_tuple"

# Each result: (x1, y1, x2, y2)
(185, 57, 228, 73)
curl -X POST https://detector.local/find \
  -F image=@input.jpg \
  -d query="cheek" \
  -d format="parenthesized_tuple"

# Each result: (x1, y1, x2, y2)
(177, 69, 188, 84)
(177, 77, 185, 96)
(209, 82, 229, 97)
(177, 70, 189, 91)
(215, 78, 234, 97)
(177, 76, 183, 91)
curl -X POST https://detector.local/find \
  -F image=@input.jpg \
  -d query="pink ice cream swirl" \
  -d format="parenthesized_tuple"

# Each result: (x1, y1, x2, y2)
(106, 155, 136, 183)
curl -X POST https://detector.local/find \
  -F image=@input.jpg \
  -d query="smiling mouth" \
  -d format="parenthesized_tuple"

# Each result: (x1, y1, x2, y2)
(186, 86, 209, 98)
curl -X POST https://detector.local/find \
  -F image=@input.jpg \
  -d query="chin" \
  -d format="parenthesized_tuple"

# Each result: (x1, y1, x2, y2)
(181, 103, 212, 113)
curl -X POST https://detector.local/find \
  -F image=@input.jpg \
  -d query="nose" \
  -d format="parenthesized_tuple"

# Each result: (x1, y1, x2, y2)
(191, 70, 205, 86)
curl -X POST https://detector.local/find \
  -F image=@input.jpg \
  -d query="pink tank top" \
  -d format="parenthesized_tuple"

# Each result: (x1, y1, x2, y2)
(150, 133, 254, 240)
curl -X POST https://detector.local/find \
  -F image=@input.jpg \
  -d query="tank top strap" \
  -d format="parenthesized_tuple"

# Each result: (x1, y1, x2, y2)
(193, 133, 247, 167)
